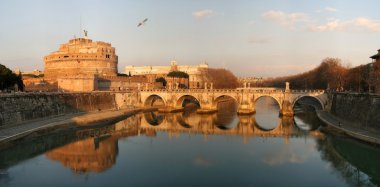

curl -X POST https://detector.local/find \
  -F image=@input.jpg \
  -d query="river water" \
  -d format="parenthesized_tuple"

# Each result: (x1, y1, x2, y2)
(0, 97, 380, 187)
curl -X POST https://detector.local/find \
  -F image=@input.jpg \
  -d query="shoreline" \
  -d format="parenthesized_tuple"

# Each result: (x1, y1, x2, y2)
(0, 107, 157, 149)
(316, 110, 380, 145)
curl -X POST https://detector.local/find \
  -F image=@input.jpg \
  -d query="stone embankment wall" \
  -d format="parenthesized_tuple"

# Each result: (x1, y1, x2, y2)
(331, 93, 380, 129)
(0, 92, 137, 127)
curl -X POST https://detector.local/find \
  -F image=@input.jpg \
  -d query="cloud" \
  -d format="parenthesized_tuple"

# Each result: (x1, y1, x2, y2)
(316, 7, 338, 13)
(308, 17, 380, 32)
(325, 7, 338, 12)
(262, 9, 380, 33)
(248, 35, 272, 44)
(262, 10, 309, 29)
(192, 9, 216, 19)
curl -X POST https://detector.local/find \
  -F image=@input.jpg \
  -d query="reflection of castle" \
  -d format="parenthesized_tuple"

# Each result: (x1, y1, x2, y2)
(45, 116, 139, 173)
(46, 137, 118, 173)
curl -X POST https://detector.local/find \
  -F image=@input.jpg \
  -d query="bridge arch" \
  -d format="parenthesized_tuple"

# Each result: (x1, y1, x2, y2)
(144, 112, 165, 126)
(254, 95, 282, 109)
(292, 95, 324, 110)
(176, 95, 201, 108)
(144, 94, 166, 107)
(212, 95, 239, 108)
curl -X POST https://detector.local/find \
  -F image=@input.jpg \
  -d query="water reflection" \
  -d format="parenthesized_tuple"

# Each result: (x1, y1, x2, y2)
(140, 111, 320, 140)
(46, 137, 118, 173)
(317, 136, 380, 186)
(1, 99, 380, 186)
(255, 96, 281, 130)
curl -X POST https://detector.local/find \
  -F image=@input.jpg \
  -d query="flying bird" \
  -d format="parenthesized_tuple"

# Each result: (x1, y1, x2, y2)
(137, 18, 148, 27)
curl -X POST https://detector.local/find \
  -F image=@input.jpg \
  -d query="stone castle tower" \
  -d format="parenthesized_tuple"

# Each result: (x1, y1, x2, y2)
(44, 37, 118, 80)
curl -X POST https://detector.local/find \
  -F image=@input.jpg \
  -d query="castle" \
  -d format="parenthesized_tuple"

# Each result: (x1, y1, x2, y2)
(27, 36, 155, 92)
(44, 37, 118, 80)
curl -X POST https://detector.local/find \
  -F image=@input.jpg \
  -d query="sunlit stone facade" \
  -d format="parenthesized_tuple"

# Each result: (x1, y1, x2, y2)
(125, 61, 210, 89)
(44, 37, 118, 80)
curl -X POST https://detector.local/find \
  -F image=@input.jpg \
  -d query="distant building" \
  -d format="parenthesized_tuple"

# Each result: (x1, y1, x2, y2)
(238, 77, 264, 87)
(14, 69, 44, 77)
(369, 49, 380, 94)
(125, 60, 210, 89)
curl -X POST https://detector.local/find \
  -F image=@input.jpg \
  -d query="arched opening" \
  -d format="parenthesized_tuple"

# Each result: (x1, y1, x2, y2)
(293, 96, 323, 131)
(144, 95, 165, 107)
(254, 96, 281, 130)
(176, 95, 200, 108)
(144, 112, 165, 126)
(293, 96, 323, 112)
(214, 95, 239, 130)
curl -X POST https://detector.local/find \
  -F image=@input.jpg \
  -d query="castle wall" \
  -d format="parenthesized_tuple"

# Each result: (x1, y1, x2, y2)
(44, 38, 118, 81)
(44, 58, 117, 80)
(0, 92, 137, 127)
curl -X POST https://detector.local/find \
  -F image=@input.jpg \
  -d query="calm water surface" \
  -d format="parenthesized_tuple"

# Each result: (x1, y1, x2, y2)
(1, 97, 380, 187)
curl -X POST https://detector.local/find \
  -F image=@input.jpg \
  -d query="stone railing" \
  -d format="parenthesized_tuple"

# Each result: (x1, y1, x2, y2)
(139, 88, 324, 94)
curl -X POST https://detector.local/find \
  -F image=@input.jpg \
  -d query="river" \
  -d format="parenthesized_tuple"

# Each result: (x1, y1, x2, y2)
(0, 97, 379, 187)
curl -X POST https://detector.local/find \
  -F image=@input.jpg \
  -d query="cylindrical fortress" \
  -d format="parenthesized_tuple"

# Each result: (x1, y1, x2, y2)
(44, 38, 118, 80)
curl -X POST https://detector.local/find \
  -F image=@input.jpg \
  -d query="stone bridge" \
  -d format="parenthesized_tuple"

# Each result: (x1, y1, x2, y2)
(138, 83, 328, 116)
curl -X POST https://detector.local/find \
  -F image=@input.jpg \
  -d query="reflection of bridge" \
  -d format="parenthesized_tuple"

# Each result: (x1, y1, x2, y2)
(43, 113, 324, 173)
(139, 83, 327, 116)
(140, 112, 324, 143)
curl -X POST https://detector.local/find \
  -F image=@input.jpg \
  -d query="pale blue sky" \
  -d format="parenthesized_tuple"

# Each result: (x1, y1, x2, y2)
(1, 0, 380, 77)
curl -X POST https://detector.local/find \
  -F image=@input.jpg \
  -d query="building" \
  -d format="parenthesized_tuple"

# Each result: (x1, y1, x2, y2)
(44, 37, 118, 81)
(369, 49, 380, 94)
(238, 77, 264, 87)
(125, 60, 210, 89)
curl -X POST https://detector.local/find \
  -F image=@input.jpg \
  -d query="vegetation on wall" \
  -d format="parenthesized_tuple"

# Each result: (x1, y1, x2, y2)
(167, 71, 189, 78)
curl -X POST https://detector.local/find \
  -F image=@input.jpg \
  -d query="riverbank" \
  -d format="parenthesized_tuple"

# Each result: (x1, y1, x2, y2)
(0, 107, 156, 149)
(317, 110, 380, 145)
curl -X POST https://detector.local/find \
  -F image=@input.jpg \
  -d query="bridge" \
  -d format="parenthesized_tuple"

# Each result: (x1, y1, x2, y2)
(138, 82, 328, 116)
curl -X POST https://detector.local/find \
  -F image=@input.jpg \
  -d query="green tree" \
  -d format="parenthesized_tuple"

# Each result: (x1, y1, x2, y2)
(167, 71, 189, 88)
(155, 77, 167, 87)
(0, 64, 24, 91)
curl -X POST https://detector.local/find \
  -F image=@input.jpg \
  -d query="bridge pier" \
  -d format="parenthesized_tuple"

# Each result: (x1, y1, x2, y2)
(279, 101, 294, 116)
(197, 107, 217, 114)
(279, 82, 294, 117)
(158, 107, 183, 113)
(237, 105, 255, 115)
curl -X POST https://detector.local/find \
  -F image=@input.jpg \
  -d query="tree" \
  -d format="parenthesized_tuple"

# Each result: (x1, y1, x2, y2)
(262, 58, 349, 90)
(167, 71, 189, 88)
(207, 68, 239, 89)
(0, 64, 24, 91)
(155, 77, 167, 87)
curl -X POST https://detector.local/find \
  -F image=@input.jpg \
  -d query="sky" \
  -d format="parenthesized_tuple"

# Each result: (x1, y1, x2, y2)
(1, 0, 380, 77)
